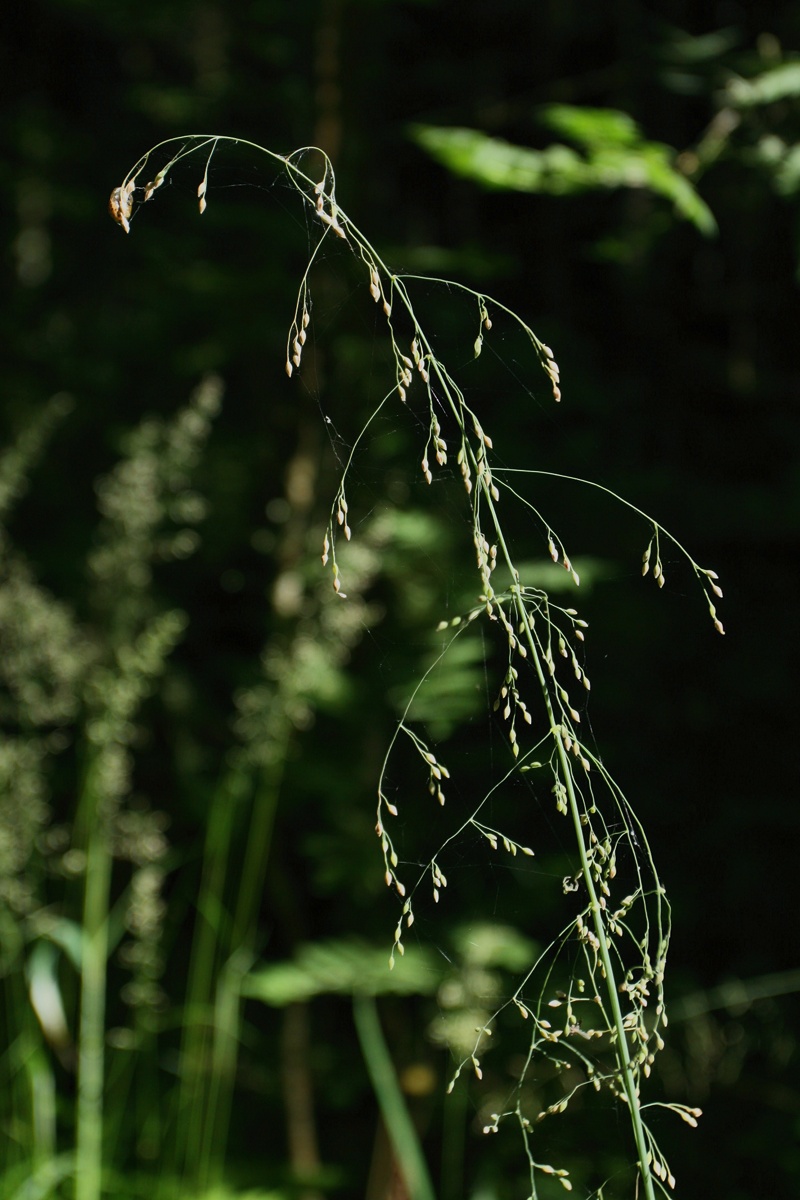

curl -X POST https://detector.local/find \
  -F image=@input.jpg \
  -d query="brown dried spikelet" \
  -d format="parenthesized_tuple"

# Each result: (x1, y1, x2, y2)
(143, 173, 165, 203)
(108, 180, 135, 233)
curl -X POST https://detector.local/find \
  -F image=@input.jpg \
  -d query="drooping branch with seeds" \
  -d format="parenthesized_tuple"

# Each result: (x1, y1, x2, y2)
(110, 134, 724, 1200)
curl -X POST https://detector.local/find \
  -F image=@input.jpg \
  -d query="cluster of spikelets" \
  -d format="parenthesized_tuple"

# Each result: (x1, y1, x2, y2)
(107, 139, 723, 1200)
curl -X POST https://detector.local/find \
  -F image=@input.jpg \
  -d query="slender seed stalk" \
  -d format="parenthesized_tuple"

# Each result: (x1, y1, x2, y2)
(558, 743, 657, 1200)
(521, 592, 656, 1199)
(482, 473, 658, 1199)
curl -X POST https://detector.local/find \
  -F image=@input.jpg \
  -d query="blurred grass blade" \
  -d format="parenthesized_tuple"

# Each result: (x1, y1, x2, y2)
(353, 994, 436, 1200)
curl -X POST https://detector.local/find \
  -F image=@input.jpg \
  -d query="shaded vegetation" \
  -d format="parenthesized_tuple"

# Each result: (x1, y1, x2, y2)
(2, 3, 799, 1199)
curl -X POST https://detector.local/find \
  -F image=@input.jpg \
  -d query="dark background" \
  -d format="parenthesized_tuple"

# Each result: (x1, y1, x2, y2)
(2, 2, 799, 1198)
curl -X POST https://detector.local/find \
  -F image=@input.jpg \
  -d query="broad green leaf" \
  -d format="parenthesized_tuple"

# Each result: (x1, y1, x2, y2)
(450, 922, 537, 972)
(726, 61, 800, 108)
(539, 104, 641, 148)
(411, 124, 589, 194)
(411, 115, 717, 235)
(660, 26, 741, 64)
(244, 939, 442, 1005)
(500, 556, 616, 594)
(392, 629, 487, 740)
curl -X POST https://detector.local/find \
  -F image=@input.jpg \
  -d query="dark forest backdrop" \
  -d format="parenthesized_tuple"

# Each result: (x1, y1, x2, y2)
(2, 2, 799, 1199)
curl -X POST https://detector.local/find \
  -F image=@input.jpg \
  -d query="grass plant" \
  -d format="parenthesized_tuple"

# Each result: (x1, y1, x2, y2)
(0, 133, 723, 1200)
(112, 134, 724, 1199)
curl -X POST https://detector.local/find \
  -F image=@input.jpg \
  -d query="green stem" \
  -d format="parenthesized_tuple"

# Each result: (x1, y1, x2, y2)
(439, 1074, 466, 1200)
(75, 756, 113, 1200)
(231, 759, 285, 953)
(177, 764, 248, 1190)
(180, 748, 286, 1192)
(513, 584, 657, 1200)
(465, 460, 657, 1198)
(352, 994, 436, 1200)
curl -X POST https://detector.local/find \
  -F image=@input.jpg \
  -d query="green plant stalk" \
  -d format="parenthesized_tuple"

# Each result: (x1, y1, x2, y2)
(483, 470, 658, 1200)
(102, 970, 161, 1177)
(339, 194, 673, 1197)
(27, 1038, 57, 1169)
(7, 1152, 77, 1200)
(439, 1072, 466, 1200)
(411, 353, 660, 1194)
(539, 664, 656, 1199)
(352, 993, 437, 1200)
(179, 746, 285, 1191)
(508, 577, 656, 1197)
(75, 755, 114, 1200)
(198, 761, 285, 1187)
(198, 946, 253, 1190)
(231, 756, 285, 954)
(176, 763, 247, 1188)
(336, 192, 662, 1195)
(559, 769, 656, 1200)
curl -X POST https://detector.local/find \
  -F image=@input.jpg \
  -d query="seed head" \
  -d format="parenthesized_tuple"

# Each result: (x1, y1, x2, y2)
(108, 179, 135, 233)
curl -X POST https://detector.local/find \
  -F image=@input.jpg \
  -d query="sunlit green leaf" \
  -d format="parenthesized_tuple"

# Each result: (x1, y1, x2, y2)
(393, 629, 487, 740)
(411, 124, 587, 194)
(411, 114, 717, 235)
(660, 26, 741, 64)
(539, 105, 641, 148)
(726, 61, 800, 108)
(451, 922, 537, 972)
(244, 939, 442, 1005)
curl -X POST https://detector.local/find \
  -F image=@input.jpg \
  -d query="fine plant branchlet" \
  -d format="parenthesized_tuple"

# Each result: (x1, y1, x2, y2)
(110, 135, 724, 1200)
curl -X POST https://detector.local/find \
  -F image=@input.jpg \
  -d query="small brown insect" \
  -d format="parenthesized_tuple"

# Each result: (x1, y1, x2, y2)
(108, 180, 135, 233)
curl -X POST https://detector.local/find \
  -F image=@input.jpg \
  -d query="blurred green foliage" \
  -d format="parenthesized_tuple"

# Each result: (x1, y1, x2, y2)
(2, 3, 800, 1199)
(411, 109, 718, 234)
